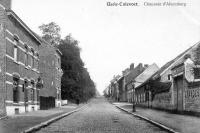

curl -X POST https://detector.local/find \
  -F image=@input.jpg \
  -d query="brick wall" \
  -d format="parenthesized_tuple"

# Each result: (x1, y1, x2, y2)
(39, 42, 62, 101)
(4, 11, 40, 112)
(0, 6, 7, 117)
(0, 0, 11, 9)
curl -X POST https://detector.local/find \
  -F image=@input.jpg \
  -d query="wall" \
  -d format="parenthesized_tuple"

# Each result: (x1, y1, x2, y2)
(151, 69, 174, 110)
(0, 0, 11, 9)
(39, 42, 62, 108)
(0, 6, 7, 117)
(4, 12, 40, 115)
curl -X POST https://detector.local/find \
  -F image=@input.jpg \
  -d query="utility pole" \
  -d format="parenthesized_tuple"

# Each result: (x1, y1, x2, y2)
(131, 82, 136, 112)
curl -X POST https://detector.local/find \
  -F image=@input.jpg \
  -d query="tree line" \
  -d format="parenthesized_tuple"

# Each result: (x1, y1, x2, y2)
(39, 22, 96, 103)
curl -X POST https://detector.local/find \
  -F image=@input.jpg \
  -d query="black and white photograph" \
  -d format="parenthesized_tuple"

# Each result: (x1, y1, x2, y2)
(0, 0, 200, 132)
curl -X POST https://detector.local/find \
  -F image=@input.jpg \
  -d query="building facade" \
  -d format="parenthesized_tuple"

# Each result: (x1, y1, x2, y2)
(125, 63, 145, 102)
(39, 41, 63, 109)
(135, 42, 200, 113)
(0, 0, 41, 116)
(133, 63, 159, 107)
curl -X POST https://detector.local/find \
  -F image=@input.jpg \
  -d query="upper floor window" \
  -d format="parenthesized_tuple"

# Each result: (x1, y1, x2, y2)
(14, 46, 18, 62)
(13, 35, 19, 46)
(30, 49, 34, 68)
(168, 74, 171, 80)
(24, 45, 28, 66)
(13, 35, 19, 62)
(194, 68, 200, 79)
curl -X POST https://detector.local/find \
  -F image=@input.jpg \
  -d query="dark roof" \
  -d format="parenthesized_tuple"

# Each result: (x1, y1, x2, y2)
(125, 64, 145, 84)
(34, 32, 63, 56)
(152, 42, 200, 79)
(134, 63, 159, 89)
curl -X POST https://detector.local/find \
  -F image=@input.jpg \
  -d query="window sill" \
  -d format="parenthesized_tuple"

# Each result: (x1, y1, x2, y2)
(25, 66, 29, 70)
(13, 61, 19, 65)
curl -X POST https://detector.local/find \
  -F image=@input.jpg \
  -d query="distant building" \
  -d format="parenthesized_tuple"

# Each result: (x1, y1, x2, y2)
(125, 63, 145, 102)
(135, 42, 200, 113)
(148, 42, 200, 112)
(39, 40, 63, 109)
(0, 0, 41, 116)
(134, 63, 159, 106)
(110, 75, 120, 101)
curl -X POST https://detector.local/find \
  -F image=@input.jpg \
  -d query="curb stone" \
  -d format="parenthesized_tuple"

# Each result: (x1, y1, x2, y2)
(114, 104, 179, 133)
(22, 104, 87, 133)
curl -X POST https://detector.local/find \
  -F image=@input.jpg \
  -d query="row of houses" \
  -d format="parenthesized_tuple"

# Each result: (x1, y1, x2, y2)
(0, 0, 63, 116)
(104, 41, 200, 113)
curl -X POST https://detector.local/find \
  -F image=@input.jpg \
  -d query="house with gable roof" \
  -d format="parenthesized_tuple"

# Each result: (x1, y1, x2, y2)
(134, 63, 159, 107)
(146, 41, 200, 112)
(0, 0, 42, 116)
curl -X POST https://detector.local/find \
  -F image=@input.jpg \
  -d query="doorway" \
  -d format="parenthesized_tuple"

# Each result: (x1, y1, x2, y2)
(175, 76, 184, 111)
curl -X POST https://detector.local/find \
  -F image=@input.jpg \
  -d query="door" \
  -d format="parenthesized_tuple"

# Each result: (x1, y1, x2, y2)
(175, 76, 184, 111)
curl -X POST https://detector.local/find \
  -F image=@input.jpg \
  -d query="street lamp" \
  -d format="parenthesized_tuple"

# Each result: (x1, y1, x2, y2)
(131, 81, 136, 112)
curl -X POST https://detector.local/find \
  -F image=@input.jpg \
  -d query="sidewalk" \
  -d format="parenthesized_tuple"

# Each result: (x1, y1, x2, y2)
(113, 102, 200, 133)
(0, 104, 83, 133)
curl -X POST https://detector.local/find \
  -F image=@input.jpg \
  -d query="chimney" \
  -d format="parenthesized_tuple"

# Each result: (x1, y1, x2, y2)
(130, 63, 134, 70)
(138, 63, 143, 71)
(0, 0, 11, 9)
(144, 64, 149, 69)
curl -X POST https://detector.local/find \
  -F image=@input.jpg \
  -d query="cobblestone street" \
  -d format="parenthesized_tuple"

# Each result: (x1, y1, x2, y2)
(36, 97, 168, 133)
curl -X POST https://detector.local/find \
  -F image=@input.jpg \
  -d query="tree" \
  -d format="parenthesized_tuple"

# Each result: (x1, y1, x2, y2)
(39, 22, 61, 46)
(58, 35, 96, 102)
(39, 22, 96, 103)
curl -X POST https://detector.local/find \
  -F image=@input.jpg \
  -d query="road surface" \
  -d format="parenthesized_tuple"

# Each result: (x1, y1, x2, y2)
(37, 97, 168, 133)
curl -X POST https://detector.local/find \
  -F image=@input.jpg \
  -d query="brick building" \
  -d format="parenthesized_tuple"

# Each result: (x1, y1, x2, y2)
(133, 63, 159, 106)
(125, 63, 145, 102)
(149, 42, 200, 112)
(0, 0, 41, 116)
(134, 42, 200, 113)
(39, 40, 63, 109)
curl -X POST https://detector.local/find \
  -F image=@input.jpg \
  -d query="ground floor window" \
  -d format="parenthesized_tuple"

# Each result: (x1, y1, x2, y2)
(31, 81, 35, 102)
(13, 76, 19, 103)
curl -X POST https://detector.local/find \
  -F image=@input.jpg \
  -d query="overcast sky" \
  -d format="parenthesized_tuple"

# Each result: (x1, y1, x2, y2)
(12, 0, 200, 94)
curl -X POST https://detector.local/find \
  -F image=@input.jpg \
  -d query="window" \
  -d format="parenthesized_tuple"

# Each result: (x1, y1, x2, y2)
(30, 50, 34, 68)
(24, 80, 28, 102)
(24, 45, 28, 66)
(58, 57, 60, 65)
(14, 46, 18, 62)
(168, 74, 171, 80)
(13, 77, 19, 103)
(194, 68, 200, 79)
(30, 81, 35, 102)
(25, 52, 28, 66)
